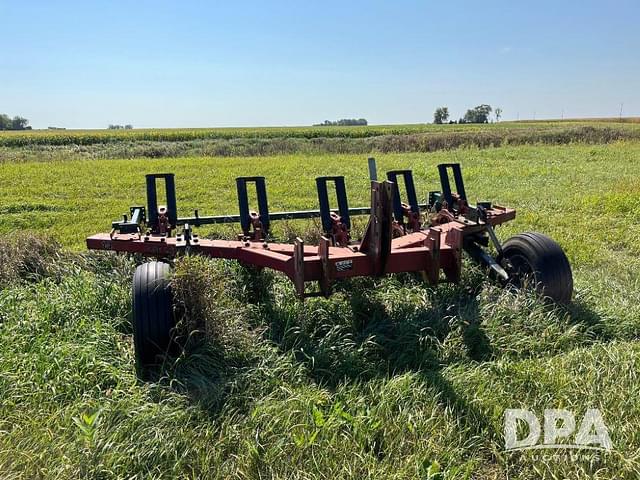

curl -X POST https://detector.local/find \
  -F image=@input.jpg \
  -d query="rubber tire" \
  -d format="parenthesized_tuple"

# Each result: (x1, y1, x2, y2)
(132, 261, 175, 369)
(500, 232, 573, 304)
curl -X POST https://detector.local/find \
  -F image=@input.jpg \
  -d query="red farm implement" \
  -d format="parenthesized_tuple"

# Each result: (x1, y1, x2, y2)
(87, 158, 573, 368)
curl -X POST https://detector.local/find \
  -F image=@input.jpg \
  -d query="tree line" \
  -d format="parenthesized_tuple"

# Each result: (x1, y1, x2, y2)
(108, 124, 134, 130)
(433, 105, 502, 124)
(0, 114, 31, 130)
(314, 118, 368, 126)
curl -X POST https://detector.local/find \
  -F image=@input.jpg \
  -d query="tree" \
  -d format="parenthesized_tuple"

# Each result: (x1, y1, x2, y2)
(11, 116, 29, 130)
(0, 113, 29, 130)
(495, 108, 502, 122)
(314, 118, 368, 126)
(433, 107, 449, 124)
(0, 114, 11, 130)
(462, 104, 493, 123)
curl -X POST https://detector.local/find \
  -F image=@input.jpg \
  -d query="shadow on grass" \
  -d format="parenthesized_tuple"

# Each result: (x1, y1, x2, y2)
(252, 272, 608, 452)
(140, 338, 246, 416)
(145, 265, 280, 417)
(565, 299, 614, 341)
(261, 275, 496, 385)
(229, 274, 504, 448)
(159, 265, 608, 451)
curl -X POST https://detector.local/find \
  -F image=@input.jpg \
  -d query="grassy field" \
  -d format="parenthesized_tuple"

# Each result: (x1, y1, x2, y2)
(0, 119, 639, 147)
(1, 135, 640, 478)
(0, 121, 632, 146)
(2, 121, 640, 162)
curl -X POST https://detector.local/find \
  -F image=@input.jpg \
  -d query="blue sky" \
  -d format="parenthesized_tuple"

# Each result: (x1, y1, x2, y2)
(1, 0, 638, 128)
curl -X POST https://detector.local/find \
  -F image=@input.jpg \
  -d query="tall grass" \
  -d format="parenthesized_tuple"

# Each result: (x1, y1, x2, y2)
(1, 141, 639, 478)
(2, 123, 640, 161)
(0, 243, 638, 478)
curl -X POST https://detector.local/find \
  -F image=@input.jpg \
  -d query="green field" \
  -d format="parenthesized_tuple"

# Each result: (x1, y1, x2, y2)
(2, 120, 636, 146)
(1, 128, 640, 478)
(2, 121, 640, 163)
(1, 119, 639, 147)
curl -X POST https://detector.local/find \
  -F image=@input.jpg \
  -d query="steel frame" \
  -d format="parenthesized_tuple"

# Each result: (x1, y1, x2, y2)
(87, 160, 515, 298)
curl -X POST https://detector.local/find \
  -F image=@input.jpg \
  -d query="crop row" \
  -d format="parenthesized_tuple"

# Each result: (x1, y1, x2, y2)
(1, 121, 626, 147)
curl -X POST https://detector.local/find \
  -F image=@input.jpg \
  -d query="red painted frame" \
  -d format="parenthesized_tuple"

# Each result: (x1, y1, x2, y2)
(87, 195, 514, 297)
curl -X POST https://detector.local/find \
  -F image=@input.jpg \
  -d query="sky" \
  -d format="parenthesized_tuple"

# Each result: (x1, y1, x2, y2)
(1, 0, 639, 129)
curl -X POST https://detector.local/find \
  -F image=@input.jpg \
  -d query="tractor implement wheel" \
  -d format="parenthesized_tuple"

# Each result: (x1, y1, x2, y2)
(500, 232, 573, 304)
(132, 261, 175, 370)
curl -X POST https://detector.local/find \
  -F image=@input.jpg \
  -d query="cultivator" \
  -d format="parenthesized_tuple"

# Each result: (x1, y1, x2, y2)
(87, 158, 573, 368)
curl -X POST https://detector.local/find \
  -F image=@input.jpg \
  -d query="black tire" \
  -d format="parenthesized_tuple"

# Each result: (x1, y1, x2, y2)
(500, 232, 573, 304)
(132, 261, 175, 369)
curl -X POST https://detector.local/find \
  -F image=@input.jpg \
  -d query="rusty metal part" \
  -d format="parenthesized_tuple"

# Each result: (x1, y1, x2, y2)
(329, 212, 350, 247)
(157, 207, 171, 235)
(248, 211, 266, 241)
(403, 204, 421, 232)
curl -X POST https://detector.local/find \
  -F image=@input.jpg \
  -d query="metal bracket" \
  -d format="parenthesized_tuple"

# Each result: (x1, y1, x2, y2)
(424, 227, 441, 284)
(360, 180, 394, 276)
(476, 204, 503, 256)
(146, 174, 178, 234)
(293, 237, 305, 298)
(368, 157, 378, 181)
(175, 223, 200, 252)
(443, 226, 463, 282)
(316, 176, 351, 246)
(437, 163, 468, 213)
(318, 236, 332, 297)
(112, 206, 146, 233)
(464, 237, 509, 282)
(236, 176, 270, 240)
(386, 170, 421, 232)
